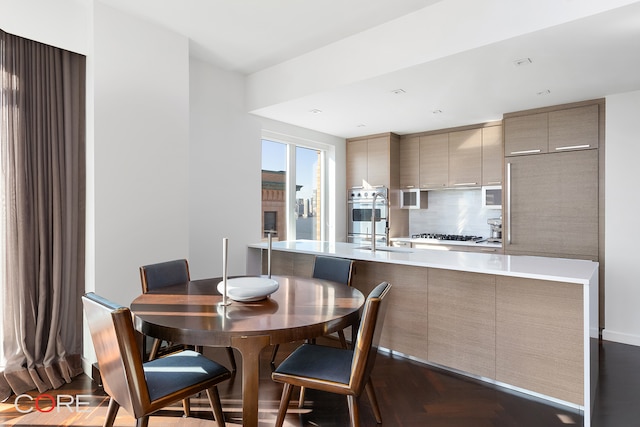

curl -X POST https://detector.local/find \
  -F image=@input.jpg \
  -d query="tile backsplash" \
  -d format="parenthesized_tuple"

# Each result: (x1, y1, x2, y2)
(409, 189, 501, 238)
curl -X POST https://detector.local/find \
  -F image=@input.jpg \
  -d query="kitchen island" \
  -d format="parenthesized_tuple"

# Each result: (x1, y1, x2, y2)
(247, 240, 599, 426)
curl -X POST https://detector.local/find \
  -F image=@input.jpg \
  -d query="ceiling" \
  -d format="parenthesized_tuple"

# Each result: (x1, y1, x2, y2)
(99, 0, 640, 138)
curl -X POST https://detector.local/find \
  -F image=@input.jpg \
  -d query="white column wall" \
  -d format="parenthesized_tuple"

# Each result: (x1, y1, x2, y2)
(188, 58, 262, 279)
(92, 2, 190, 303)
(603, 90, 640, 346)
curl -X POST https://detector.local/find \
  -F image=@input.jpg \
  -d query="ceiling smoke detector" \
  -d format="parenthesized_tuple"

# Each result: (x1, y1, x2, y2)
(391, 88, 406, 95)
(432, 109, 443, 114)
(309, 109, 322, 114)
(537, 89, 551, 96)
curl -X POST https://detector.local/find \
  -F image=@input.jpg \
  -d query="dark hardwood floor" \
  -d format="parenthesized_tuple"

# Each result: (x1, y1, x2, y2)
(1, 338, 638, 426)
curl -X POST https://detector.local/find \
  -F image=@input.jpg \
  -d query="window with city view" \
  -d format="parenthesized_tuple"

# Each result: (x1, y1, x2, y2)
(261, 139, 324, 241)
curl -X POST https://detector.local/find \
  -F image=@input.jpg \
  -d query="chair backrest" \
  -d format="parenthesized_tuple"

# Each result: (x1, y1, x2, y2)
(312, 256, 353, 286)
(140, 259, 190, 293)
(82, 292, 151, 418)
(349, 282, 392, 394)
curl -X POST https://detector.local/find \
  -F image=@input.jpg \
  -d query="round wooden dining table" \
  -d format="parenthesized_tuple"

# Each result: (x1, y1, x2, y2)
(130, 274, 365, 427)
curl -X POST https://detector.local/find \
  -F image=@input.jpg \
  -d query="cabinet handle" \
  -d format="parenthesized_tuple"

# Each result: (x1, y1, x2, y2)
(405, 185, 415, 188)
(510, 149, 541, 155)
(453, 182, 478, 186)
(487, 181, 502, 185)
(555, 144, 590, 151)
(507, 162, 512, 244)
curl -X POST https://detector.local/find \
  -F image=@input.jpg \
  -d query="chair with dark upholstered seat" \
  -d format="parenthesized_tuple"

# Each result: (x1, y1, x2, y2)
(140, 259, 237, 371)
(271, 256, 355, 365)
(271, 281, 392, 427)
(82, 292, 231, 427)
(311, 256, 355, 347)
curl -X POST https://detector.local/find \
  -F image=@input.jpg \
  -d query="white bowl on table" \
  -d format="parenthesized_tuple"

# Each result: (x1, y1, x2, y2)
(217, 276, 279, 302)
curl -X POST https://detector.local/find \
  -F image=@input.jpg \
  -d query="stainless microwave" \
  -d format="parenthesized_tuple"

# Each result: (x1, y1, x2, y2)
(400, 189, 427, 209)
(482, 186, 502, 209)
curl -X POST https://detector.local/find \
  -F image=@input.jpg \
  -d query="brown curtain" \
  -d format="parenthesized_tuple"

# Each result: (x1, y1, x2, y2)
(0, 30, 85, 401)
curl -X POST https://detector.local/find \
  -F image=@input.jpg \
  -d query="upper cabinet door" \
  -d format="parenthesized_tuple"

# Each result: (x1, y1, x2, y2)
(482, 125, 503, 186)
(548, 104, 599, 152)
(504, 113, 548, 156)
(419, 133, 449, 189)
(346, 139, 368, 188)
(448, 129, 482, 187)
(400, 136, 420, 188)
(366, 135, 391, 188)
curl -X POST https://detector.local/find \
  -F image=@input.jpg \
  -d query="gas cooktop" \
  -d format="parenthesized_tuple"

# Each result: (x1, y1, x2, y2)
(411, 233, 484, 242)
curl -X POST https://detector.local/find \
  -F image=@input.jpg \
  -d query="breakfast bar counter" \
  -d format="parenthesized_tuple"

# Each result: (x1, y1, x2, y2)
(247, 240, 599, 427)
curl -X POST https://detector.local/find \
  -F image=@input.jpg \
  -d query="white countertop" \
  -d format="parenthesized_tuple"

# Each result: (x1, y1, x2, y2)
(249, 240, 598, 285)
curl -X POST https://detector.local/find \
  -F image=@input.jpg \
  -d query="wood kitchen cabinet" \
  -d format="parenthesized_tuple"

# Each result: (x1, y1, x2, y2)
(399, 136, 419, 188)
(504, 149, 599, 259)
(448, 128, 482, 187)
(548, 104, 599, 151)
(346, 133, 399, 189)
(351, 260, 428, 360)
(482, 125, 503, 186)
(496, 276, 584, 405)
(505, 103, 600, 156)
(504, 112, 548, 156)
(419, 133, 448, 189)
(428, 269, 496, 379)
(346, 138, 368, 189)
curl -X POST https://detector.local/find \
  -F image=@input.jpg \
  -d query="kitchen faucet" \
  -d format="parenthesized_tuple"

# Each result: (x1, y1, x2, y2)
(371, 191, 387, 252)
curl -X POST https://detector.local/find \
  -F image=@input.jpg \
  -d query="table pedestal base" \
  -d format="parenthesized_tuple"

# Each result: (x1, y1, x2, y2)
(231, 334, 272, 427)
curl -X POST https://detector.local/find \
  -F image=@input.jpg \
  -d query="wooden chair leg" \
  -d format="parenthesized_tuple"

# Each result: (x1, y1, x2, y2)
(182, 397, 191, 417)
(275, 383, 294, 427)
(347, 395, 360, 427)
(149, 338, 162, 360)
(338, 329, 348, 349)
(298, 386, 306, 408)
(206, 386, 226, 427)
(226, 346, 237, 371)
(270, 344, 280, 364)
(365, 380, 382, 423)
(104, 398, 120, 427)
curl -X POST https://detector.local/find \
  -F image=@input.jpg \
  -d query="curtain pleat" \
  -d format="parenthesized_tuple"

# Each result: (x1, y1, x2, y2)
(0, 30, 85, 402)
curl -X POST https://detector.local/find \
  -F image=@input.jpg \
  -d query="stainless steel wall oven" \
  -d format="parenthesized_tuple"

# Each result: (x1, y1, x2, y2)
(347, 187, 389, 244)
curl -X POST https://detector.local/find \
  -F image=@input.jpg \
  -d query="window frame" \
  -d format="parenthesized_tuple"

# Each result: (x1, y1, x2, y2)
(262, 130, 335, 242)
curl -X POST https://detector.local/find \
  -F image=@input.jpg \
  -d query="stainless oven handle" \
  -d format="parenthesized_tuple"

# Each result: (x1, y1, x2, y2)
(507, 162, 512, 244)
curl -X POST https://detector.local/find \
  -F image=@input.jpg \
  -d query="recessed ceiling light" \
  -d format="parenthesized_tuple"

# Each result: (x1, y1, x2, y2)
(537, 89, 551, 96)
(391, 89, 406, 95)
(513, 57, 533, 67)
(309, 109, 322, 114)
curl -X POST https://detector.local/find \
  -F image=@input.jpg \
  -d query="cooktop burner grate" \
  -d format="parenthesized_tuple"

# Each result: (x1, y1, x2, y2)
(411, 233, 484, 241)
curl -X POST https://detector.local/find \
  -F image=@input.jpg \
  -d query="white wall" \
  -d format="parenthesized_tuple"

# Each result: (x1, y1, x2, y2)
(0, 0, 89, 55)
(188, 57, 262, 279)
(603, 90, 640, 346)
(92, 2, 190, 303)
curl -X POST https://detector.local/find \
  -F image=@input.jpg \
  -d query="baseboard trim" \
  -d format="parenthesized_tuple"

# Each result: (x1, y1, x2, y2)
(601, 329, 640, 346)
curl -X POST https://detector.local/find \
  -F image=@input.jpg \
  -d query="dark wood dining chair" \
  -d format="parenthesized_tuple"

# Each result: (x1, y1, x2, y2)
(82, 292, 231, 427)
(140, 259, 237, 371)
(312, 256, 355, 348)
(270, 256, 355, 365)
(271, 281, 392, 427)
